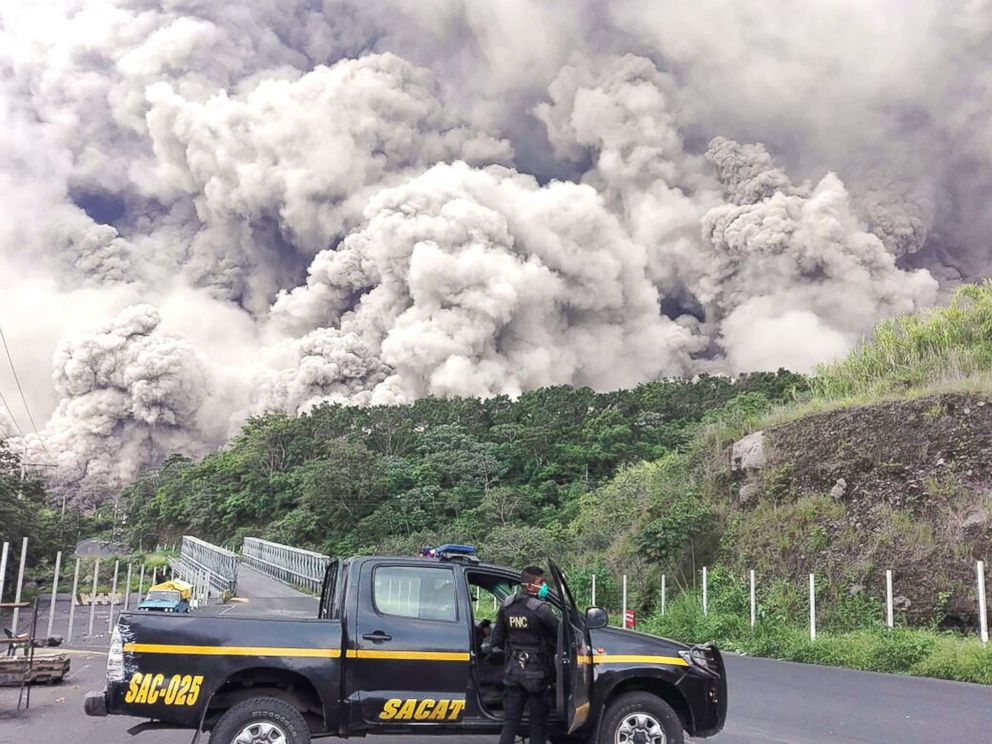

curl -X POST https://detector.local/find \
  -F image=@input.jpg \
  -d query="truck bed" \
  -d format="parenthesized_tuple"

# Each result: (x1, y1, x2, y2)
(108, 611, 343, 732)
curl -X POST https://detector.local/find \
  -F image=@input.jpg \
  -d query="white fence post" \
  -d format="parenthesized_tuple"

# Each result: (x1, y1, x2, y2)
(0, 541, 8, 604)
(809, 573, 817, 642)
(87, 559, 100, 637)
(622, 574, 628, 628)
(886, 569, 894, 629)
(661, 574, 666, 616)
(749, 569, 756, 629)
(591, 573, 596, 607)
(11, 537, 28, 634)
(138, 564, 146, 598)
(67, 558, 80, 642)
(702, 566, 708, 616)
(108, 560, 120, 632)
(977, 560, 988, 645)
(151, 567, 157, 588)
(47, 550, 63, 637)
(124, 564, 133, 610)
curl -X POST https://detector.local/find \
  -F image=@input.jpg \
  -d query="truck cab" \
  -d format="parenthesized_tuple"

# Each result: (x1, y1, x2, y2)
(86, 551, 727, 743)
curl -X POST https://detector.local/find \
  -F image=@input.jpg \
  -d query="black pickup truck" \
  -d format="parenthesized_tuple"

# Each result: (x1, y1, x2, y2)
(85, 552, 727, 743)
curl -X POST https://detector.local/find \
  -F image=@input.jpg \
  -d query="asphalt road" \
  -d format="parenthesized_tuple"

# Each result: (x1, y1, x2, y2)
(3, 564, 991, 743)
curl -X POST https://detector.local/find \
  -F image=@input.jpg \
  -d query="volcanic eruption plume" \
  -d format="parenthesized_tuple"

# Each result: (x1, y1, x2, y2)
(0, 0, 986, 501)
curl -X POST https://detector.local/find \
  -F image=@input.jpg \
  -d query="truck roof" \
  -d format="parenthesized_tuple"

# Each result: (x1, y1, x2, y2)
(346, 554, 520, 575)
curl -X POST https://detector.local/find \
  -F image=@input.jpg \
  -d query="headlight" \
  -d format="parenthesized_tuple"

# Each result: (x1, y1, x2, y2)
(678, 646, 712, 669)
(107, 626, 125, 682)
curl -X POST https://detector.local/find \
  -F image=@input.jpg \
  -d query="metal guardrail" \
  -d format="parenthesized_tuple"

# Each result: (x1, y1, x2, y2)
(173, 535, 238, 596)
(241, 537, 330, 594)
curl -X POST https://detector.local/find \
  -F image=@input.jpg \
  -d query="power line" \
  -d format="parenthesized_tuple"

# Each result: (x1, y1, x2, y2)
(0, 322, 56, 464)
(0, 385, 25, 438)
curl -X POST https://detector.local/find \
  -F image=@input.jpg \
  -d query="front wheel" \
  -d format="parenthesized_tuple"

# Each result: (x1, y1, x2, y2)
(209, 696, 310, 744)
(597, 692, 684, 744)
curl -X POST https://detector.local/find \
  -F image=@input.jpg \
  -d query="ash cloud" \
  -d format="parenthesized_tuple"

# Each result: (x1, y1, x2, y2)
(19, 305, 209, 506)
(0, 0, 987, 501)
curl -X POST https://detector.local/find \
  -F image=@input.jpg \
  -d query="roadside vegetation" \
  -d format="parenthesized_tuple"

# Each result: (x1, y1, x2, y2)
(643, 581, 992, 685)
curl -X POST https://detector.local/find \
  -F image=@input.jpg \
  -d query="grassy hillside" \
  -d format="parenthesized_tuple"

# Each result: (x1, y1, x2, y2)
(560, 282, 992, 683)
(568, 283, 992, 619)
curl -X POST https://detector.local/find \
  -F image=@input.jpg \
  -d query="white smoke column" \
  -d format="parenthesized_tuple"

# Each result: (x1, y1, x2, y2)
(535, 55, 722, 308)
(534, 56, 940, 375)
(699, 138, 938, 371)
(267, 160, 701, 409)
(17, 305, 210, 505)
(141, 53, 512, 310)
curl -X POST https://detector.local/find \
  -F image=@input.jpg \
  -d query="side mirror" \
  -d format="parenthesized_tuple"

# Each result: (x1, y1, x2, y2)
(586, 606, 608, 630)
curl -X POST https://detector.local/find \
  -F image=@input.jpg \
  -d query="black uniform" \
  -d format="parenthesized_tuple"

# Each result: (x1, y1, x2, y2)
(490, 591, 559, 744)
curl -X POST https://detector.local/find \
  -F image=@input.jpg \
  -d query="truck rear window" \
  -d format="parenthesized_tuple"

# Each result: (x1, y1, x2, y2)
(373, 566, 457, 622)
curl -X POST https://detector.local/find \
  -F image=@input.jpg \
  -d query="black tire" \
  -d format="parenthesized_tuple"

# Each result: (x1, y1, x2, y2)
(597, 692, 684, 744)
(209, 696, 310, 744)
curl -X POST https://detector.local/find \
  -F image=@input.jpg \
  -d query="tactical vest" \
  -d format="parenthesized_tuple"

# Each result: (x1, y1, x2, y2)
(502, 593, 551, 655)
(501, 593, 554, 691)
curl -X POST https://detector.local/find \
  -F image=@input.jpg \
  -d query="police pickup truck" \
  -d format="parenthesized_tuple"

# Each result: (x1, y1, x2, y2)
(85, 548, 727, 744)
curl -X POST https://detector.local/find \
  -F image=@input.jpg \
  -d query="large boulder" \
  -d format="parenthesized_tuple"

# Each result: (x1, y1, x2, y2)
(731, 431, 766, 471)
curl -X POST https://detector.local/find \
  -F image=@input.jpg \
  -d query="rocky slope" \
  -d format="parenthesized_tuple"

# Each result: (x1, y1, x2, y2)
(723, 392, 992, 626)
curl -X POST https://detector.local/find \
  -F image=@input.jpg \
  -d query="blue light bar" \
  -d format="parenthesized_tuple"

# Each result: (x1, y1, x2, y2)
(436, 544, 477, 555)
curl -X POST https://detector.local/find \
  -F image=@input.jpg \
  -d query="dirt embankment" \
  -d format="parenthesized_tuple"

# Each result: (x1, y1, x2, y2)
(725, 392, 992, 624)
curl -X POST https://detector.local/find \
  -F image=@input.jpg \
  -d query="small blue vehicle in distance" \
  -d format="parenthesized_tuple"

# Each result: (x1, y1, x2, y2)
(137, 579, 192, 614)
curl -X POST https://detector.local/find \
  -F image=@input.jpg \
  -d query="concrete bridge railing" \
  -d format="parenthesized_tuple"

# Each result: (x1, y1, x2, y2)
(241, 537, 330, 594)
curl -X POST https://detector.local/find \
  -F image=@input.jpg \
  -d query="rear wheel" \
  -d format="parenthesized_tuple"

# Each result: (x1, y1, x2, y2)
(209, 697, 310, 744)
(597, 692, 683, 744)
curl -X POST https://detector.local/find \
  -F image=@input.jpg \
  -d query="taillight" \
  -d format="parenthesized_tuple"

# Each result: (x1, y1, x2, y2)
(107, 626, 125, 682)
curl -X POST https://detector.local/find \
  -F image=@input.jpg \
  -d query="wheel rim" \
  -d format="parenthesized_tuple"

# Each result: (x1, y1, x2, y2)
(615, 712, 667, 744)
(233, 721, 288, 744)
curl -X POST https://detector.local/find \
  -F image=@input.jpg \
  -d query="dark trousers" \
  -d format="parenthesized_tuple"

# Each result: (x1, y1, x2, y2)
(499, 682, 548, 744)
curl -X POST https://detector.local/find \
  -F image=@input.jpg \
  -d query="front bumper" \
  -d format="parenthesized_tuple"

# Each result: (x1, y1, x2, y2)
(84, 690, 108, 717)
(677, 644, 727, 738)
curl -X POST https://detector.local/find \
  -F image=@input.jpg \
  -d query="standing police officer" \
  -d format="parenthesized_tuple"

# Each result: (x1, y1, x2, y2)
(489, 565, 559, 744)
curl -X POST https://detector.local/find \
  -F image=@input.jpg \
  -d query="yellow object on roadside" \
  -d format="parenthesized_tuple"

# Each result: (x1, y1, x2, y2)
(147, 579, 193, 602)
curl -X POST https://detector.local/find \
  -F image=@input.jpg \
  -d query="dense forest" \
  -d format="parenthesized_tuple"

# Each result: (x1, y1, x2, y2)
(120, 372, 806, 569)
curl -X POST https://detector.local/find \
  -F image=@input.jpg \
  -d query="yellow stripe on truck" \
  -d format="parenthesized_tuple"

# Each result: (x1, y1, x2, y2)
(123, 643, 341, 658)
(578, 654, 689, 667)
(123, 643, 470, 662)
(345, 649, 470, 662)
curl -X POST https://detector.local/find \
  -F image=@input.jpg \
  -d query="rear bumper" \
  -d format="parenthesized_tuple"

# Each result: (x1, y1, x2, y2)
(84, 690, 108, 717)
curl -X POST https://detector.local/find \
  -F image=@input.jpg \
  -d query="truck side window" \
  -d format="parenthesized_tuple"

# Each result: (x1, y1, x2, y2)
(373, 566, 457, 622)
(319, 560, 340, 619)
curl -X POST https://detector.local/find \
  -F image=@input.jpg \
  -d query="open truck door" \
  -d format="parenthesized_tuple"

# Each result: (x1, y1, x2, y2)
(548, 558, 594, 734)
